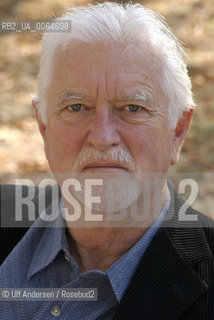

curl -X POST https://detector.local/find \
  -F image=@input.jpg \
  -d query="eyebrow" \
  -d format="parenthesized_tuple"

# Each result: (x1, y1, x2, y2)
(58, 90, 155, 104)
(119, 92, 154, 102)
(58, 91, 89, 104)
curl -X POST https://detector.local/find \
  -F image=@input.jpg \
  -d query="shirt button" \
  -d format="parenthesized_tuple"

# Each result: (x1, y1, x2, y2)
(51, 306, 61, 317)
(64, 253, 70, 262)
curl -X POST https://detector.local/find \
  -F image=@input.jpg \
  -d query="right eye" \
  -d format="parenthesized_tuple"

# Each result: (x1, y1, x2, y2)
(67, 104, 83, 112)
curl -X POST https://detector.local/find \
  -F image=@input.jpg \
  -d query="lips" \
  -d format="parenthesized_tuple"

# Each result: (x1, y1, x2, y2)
(82, 161, 127, 171)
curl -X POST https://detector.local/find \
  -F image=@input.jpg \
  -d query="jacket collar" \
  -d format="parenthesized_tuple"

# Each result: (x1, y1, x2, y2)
(113, 188, 212, 320)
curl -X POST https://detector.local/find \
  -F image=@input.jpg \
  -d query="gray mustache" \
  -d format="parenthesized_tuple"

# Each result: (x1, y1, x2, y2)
(73, 148, 136, 171)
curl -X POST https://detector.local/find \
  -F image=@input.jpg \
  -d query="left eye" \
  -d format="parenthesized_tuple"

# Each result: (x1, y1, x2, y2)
(67, 104, 83, 112)
(125, 105, 141, 112)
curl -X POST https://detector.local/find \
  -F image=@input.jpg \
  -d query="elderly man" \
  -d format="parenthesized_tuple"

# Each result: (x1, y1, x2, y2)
(0, 2, 214, 320)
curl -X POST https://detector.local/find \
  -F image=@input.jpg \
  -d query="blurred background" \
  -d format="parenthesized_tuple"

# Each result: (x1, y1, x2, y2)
(0, 0, 213, 215)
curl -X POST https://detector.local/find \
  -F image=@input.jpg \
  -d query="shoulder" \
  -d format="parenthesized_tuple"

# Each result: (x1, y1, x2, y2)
(197, 211, 214, 256)
(0, 217, 44, 288)
(166, 185, 214, 261)
(0, 183, 59, 265)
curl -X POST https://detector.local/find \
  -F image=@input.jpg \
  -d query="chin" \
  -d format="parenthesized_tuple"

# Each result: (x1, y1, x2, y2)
(76, 174, 142, 213)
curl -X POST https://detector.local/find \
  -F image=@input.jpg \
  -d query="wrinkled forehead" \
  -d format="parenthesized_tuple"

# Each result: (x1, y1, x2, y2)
(47, 41, 166, 104)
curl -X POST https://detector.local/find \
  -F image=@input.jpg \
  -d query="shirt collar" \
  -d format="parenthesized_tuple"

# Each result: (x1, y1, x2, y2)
(27, 199, 70, 280)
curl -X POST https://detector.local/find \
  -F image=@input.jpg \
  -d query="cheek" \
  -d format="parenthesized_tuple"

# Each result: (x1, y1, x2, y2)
(44, 122, 84, 170)
(127, 123, 172, 171)
(131, 129, 157, 162)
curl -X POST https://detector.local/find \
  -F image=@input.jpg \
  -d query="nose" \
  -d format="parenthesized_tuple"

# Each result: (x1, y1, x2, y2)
(85, 108, 121, 151)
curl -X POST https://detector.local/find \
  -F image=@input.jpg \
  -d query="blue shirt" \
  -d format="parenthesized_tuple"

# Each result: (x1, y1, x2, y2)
(0, 195, 170, 320)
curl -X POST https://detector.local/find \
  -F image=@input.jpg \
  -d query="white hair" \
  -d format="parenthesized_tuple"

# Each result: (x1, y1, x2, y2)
(36, 2, 195, 129)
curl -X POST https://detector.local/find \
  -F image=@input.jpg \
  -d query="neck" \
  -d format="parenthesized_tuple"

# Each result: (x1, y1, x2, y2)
(64, 183, 169, 273)
(66, 227, 148, 272)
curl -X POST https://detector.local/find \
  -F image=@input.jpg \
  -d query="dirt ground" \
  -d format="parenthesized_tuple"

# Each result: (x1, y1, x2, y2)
(0, 0, 213, 216)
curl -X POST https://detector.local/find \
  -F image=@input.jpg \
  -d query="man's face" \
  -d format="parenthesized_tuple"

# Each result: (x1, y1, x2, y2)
(42, 42, 174, 173)
(35, 41, 190, 213)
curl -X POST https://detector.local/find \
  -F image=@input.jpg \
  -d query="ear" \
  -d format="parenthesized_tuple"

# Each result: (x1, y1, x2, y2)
(170, 109, 194, 165)
(32, 97, 47, 140)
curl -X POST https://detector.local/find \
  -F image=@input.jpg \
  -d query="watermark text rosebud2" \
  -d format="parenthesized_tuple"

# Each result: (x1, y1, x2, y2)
(1, 172, 213, 228)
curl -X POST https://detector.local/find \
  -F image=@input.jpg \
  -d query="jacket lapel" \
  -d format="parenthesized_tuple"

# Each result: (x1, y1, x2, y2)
(113, 191, 212, 320)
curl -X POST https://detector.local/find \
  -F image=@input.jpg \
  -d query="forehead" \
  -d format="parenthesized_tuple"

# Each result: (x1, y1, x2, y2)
(47, 41, 164, 103)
